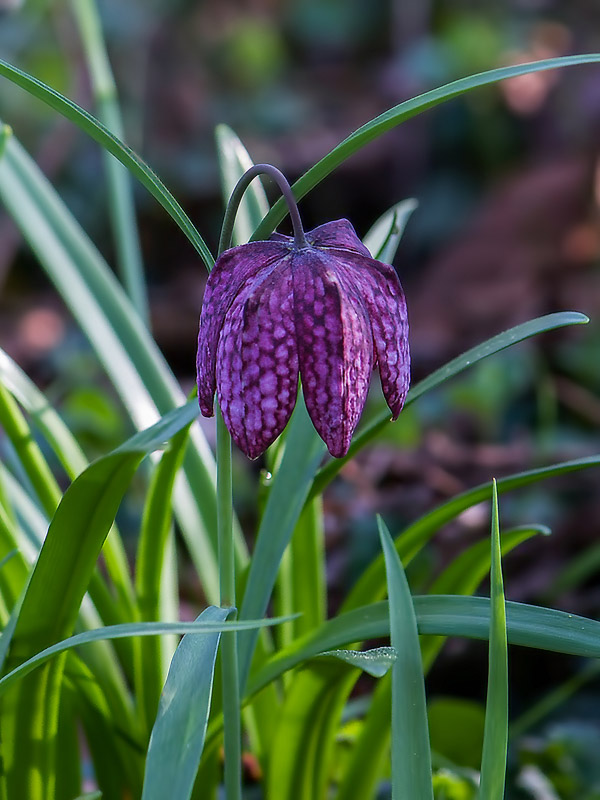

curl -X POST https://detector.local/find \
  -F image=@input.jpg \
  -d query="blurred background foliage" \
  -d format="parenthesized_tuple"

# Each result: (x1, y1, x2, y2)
(2, 1, 600, 796)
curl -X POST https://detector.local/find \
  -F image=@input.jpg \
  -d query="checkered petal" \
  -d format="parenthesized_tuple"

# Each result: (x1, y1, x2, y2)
(216, 259, 298, 459)
(292, 248, 373, 458)
(196, 241, 287, 416)
(331, 251, 410, 418)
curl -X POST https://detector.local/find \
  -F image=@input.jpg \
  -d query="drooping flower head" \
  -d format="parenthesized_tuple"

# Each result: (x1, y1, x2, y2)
(197, 214, 410, 460)
(197, 164, 409, 459)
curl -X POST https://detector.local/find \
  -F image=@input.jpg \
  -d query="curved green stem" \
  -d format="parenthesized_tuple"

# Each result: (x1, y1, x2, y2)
(218, 164, 306, 257)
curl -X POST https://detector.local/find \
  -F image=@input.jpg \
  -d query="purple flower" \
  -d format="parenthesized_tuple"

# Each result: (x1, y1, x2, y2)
(197, 219, 410, 459)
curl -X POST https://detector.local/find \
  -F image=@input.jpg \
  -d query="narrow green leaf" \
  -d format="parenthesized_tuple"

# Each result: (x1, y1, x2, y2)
(333, 672, 391, 800)
(421, 525, 548, 672)
(141, 606, 229, 800)
(248, 596, 600, 697)
(0, 349, 137, 626)
(0, 476, 141, 797)
(313, 312, 589, 495)
(134, 420, 193, 733)
(363, 198, 417, 263)
(318, 646, 396, 678)
(0, 380, 61, 515)
(479, 482, 508, 799)
(0, 58, 213, 269)
(378, 516, 433, 800)
(253, 55, 600, 240)
(335, 525, 545, 800)
(266, 661, 358, 800)
(70, 651, 144, 795)
(3, 400, 197, 798)
(0, 346, 88, 478)
(55, 688, 82, 798)
(290, 496, 326, 639)
(0, 616, 296, 697)
(215, 124, 270, 246)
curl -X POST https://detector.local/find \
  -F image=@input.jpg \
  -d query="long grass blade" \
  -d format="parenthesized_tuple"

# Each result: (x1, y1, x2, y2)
(0, 616, 296, 697)
(9, 400, 199, 662)
(363, 198, 417, 263)
(290, 496, 326, 639)
(378, 516, 433, 799)
(0, 348, 137, 625)
(237, 395, 325, 688)
(0, 346, 88, 478)
(333, 673, 391, 800)
(266, 661, 358, 800)
(335, 524, 545, 800)
(0, 380, 61, 516)
(478, 482, 508, 799)
(0, 402, 199, 797)
(0, 391, 138, 689)
(141, 606, 229, 800)
(248, 596, 600, 697)
(134, 421, 193, 733)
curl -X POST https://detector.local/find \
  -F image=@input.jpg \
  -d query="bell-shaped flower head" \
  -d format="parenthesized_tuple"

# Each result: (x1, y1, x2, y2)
(197, 214, 410, 459)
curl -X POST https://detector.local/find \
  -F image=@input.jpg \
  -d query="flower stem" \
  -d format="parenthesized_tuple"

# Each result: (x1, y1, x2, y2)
(216, 315, 241, 794)
(217, 410, 235, 608)
(218, 164, 307, 255)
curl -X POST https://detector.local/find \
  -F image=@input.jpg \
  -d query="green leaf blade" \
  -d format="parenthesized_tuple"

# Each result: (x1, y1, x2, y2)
(248, 596, 600, 698)
(141, 606, 229, 800)
(478, 481, 508, 800)
(378, 516, 433, 800)
(363, 198, 417, 263)
(318, 646, 396, 678)
(0, 133, 226, 603)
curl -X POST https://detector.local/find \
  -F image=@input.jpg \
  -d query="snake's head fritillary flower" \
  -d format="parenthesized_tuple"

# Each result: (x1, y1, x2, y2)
(197, 218, 410, 459)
